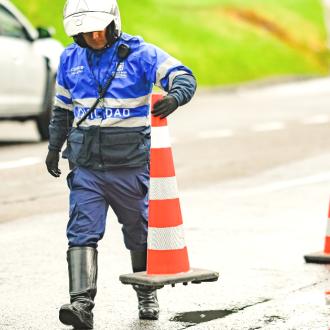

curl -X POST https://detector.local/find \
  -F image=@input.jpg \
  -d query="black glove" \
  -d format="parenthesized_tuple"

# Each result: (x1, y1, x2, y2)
(151, 95, 178, 119)
(45, 150, 61, 178)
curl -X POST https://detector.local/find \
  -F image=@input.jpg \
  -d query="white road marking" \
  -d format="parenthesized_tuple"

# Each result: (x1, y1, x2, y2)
(0, 157, 42, 170)
(252, 122, 285, 132)
(230, 172, 330, 197)
(246, 78, 330, 97)
(198, 129, 234, 139)
(301, 114, 330, 125)
(184, 115, 330, 143)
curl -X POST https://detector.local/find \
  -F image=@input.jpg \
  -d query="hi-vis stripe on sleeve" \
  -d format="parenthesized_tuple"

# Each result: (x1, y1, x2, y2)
(55, 82, 71, 99)
(156, 57, 181, 88)
(168, 70, 190, 89)
(74, 94, 151, 108)
(148, 225, 186, 250)
(54, 96, 73, 111)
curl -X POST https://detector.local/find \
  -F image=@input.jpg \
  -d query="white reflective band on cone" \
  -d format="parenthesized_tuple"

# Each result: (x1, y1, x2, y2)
(149, 177, 179, 200)
(151, 126, 171, 149)
(148, 225, 186, 250)
(327, 218, 330, 236)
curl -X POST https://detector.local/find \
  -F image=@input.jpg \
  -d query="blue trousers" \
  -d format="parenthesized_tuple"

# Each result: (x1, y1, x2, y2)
(66, 165, 149, 251)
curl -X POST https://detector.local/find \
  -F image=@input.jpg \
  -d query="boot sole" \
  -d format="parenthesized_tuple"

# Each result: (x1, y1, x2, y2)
(139, 310, 159, 320)
(140, 315, 159, 320)
(59, 308, 93, 329)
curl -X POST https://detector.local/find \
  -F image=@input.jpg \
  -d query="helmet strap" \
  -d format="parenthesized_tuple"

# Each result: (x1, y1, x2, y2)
(105, 21, 119, 47)
(73, 34, 88, 48)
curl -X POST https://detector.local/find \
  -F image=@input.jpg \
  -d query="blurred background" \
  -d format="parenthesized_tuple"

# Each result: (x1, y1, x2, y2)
(11, 0, 330, 86)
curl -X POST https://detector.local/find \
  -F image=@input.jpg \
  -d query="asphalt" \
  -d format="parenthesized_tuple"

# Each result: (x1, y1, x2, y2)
(0, 154, 330, 329)
(1, 78, 330, 329)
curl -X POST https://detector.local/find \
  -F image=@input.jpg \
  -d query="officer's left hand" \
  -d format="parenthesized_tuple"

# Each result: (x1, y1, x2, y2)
(152, 96, 178, 119)
(45, 150, 61, 178)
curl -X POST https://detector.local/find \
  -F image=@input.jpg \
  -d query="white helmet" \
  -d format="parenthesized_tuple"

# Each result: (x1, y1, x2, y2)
(63, 0, 121, 37)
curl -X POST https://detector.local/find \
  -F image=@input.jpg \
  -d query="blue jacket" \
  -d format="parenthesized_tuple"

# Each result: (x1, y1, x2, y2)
(49, 33, 196, 169)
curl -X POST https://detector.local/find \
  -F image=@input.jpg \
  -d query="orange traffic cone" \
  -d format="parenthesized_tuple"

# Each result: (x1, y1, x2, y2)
(120, 94, 219, 288)
(147, 98, 190, 275)
(326, 291, 330, 305)
(304, 200, 330, 264)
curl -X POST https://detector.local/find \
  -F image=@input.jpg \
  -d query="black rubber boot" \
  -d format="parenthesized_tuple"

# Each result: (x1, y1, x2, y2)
(130, 250, 160, 320)
(59, 247, 98, 329)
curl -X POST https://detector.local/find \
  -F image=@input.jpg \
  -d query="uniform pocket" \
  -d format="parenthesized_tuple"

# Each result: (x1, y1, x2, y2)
(66, 167, 78, 190)
(101, 132, 148, 167)
(67, 129, 84, 165)
(135, 166, 150, 197)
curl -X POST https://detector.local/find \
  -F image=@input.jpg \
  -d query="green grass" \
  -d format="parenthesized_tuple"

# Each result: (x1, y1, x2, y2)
(11, 0, 329, 86)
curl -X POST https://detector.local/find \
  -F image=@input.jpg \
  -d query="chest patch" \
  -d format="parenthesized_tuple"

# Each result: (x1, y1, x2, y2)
(69, 66, 85, 75)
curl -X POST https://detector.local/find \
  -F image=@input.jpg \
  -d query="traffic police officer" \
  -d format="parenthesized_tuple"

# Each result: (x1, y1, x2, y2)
(45, 0, 196, 328)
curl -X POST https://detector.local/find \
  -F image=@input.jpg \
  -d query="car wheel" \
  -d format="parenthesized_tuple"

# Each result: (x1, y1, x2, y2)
(36, 73, 55, 141)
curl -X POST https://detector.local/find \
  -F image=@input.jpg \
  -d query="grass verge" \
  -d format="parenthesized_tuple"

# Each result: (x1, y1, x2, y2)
(11, 0, 329, 86)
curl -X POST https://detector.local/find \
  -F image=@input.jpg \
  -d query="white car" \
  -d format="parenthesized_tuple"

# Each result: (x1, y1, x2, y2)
(0, 0, 64, 140)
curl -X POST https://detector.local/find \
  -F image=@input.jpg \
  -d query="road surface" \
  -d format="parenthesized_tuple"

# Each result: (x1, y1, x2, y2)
(0, 78, 330, 329)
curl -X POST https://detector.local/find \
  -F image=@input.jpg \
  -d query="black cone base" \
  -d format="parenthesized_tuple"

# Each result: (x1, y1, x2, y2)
(119, 268, 219, 289)
(304, 251, 330, 264)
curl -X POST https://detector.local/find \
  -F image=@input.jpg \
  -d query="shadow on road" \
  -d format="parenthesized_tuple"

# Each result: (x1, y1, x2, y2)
(0, 140, 40, 147)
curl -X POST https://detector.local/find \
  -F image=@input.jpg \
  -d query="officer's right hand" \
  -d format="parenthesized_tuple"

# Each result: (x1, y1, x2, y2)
(45, 150, 61, 178)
